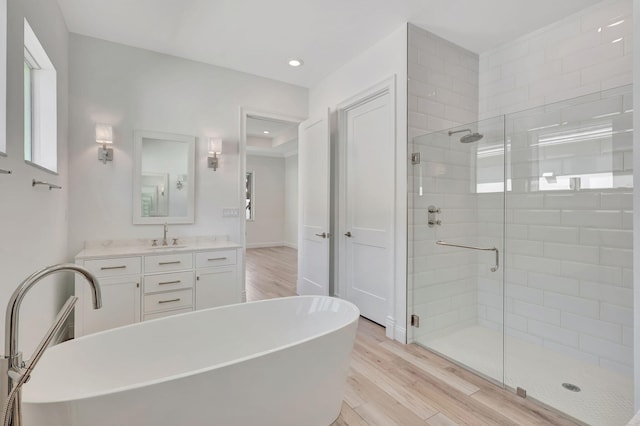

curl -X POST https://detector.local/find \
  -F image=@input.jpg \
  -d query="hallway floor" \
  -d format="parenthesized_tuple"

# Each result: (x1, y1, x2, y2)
(246, 247, 580, 425)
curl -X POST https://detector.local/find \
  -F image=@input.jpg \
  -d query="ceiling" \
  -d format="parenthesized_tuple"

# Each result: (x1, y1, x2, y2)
(246, 116, 299, 157)
(246, 116, 298, 139)
(56, 0, 602, 88)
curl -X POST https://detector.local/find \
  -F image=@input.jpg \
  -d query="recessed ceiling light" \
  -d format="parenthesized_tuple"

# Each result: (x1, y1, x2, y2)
(263, 130, 270, 134)
(288, 59, 304, 67)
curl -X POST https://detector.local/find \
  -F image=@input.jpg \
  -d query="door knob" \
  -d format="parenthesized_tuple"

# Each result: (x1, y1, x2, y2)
(314, 232, 329, 238)
(344, 232, 352, 237)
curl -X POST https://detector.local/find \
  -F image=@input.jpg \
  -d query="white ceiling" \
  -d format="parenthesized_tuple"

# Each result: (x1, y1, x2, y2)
(56, 0, 602, 88)
(246, 116, 298, 139)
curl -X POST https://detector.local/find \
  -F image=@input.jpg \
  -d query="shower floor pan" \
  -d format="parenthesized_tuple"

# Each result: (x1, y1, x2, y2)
(417, 326, 633, 426)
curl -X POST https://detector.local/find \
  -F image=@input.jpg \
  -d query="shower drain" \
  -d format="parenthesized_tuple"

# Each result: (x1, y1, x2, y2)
(562, 383, 581, 392)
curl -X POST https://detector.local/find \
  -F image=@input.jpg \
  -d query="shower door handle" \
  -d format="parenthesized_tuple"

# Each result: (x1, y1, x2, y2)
(436, 240, 499, 272)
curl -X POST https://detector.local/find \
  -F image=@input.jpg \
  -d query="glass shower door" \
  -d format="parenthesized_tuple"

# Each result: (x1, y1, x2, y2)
(409, 115, 506, 385)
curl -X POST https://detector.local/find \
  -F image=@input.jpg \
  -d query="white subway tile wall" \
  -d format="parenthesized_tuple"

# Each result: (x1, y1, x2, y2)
(409, 0, 633, 378)
(408, 24, 481, 343)
(478, 0, 632, 120)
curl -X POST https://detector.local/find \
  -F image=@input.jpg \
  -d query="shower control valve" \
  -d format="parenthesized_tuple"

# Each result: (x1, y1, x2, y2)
(428, 205, 442, 228)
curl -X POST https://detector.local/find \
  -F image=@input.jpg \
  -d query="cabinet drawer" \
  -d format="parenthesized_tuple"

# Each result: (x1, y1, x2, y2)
(144, 289, 193, 313)
(144, 253, 193, 273)
(83, 257, 142, 278)
(144, 307, 192, 322)
(144, 271, 194, 294)
(195, 250, 237, 268)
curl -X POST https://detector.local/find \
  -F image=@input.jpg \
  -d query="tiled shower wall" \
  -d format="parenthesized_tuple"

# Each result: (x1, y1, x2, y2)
(479, 0, 632, 119)
(475, 0, 633, 375)
(410, 0, 634, 374)
(407, 24, 480, 342)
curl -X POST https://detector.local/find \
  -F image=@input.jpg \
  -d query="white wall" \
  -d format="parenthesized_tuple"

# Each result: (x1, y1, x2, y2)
(246, 154, 286, 247)
(67, 34, 308, 256)
(0, 0, 70, 354)
(284, 154, 298, 248)
(309, 24, 408, 341)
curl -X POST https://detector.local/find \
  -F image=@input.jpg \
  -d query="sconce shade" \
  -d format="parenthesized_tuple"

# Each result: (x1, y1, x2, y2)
(96, 124, 113, 144)
(208, 138, 222, 154)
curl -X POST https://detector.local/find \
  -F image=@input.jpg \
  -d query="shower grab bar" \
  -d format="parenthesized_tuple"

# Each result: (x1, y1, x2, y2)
(436, 240, 499, 272)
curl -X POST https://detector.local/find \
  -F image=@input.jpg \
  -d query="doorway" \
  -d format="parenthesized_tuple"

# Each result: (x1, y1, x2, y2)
(240, 112, 303, 301)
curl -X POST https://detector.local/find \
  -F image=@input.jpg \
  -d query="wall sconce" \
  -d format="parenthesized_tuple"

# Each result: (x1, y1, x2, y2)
(208, 138, 222, 171)
(96, 124, 114, 164)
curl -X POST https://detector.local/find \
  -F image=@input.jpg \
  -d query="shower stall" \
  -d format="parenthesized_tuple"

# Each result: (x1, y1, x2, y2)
(409, 85, 633, 425)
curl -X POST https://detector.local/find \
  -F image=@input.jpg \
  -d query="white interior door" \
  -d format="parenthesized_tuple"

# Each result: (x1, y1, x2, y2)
(342, 90, 394, 325)
(297, 110, 330, 296)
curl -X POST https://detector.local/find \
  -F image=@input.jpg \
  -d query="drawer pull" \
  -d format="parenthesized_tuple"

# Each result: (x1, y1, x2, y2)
(208, 257, 227, 261)
(158, 298, 181, 304)
(158, 280, 181, 286)
(158, 261, 181, 266)
(100, 265, 127, 270)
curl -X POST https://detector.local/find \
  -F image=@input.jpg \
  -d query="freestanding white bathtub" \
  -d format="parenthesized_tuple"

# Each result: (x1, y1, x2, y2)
(21, 296, 360, 426)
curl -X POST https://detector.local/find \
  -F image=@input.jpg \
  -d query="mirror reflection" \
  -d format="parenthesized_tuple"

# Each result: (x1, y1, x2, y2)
(133, 131, 195, 224)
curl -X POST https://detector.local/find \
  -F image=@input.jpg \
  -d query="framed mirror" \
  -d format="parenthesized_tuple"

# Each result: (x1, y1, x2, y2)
(133, 130, 195, 224)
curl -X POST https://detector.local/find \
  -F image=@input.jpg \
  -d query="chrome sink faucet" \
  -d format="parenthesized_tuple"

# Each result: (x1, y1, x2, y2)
(163, 222, 169, 246)
(0, 264, 103, 426)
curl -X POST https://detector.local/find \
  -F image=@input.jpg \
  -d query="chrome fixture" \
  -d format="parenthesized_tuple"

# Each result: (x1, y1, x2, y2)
(0, 170, 11, 175)
(448, 128, 484, 144)
(0, 264, 103, 426)
(96, 123, 114, 164)
(314, 232, 329, 239)
(31, 179, 61, 191)
(163, 223, 169, 246)
(436, 240, 499, 272)
(208, 138, 222, 171)
(428, 205, 442, 227)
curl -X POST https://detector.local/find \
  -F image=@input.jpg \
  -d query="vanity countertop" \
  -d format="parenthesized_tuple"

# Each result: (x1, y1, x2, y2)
(76, 236, 241, 260)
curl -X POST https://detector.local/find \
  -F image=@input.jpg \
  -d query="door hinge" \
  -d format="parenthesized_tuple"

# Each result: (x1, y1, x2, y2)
(411, 152, 420, 165)
(410, 314, 420, 328)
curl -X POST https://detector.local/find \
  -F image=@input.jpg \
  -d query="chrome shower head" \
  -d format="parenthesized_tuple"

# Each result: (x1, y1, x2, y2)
(448, 128, 484, 143)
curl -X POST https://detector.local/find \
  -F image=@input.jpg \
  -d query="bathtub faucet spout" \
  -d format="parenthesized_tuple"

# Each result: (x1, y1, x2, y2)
(0, 264, 103, 426)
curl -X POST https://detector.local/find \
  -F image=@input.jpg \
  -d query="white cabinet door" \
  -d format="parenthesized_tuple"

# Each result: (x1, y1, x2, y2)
(80, 276, 141, 336)
(196, 266, 240, 310)
(297, 110, 331, 296)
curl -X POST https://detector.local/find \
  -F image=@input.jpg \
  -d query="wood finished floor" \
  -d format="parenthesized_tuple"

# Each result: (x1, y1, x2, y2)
(246, 247, 579, 426)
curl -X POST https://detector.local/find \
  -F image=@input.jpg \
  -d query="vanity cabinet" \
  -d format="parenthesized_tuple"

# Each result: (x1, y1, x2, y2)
(142, 253, 195, 321)
(76, 257, 142, 336)
(195, 249, 239, 310)
(75, 242, 242, 337)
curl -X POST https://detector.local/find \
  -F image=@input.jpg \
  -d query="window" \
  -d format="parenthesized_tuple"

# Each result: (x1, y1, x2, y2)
(23, 56, 35, 161)
(246, 172, 254, 221)
(23, 19, 57, 172)
(0, 0, 6, 155)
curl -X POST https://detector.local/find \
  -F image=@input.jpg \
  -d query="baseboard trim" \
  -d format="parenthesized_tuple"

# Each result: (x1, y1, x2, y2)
(283, 242, 298, 249)
(385, 316, 406, 343)
(246, 242, 286, 249)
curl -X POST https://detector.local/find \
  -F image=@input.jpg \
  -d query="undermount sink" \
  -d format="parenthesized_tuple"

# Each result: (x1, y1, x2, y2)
(149, 245, 187, 250)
